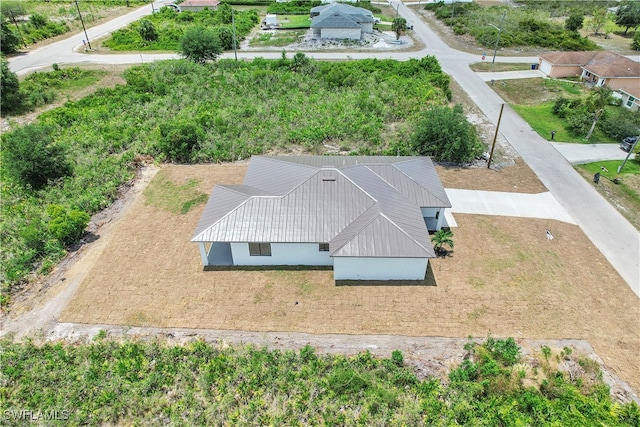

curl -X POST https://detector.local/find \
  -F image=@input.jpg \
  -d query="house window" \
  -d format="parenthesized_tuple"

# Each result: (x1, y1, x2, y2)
(627, 96, 635, 108)
(249, 242, 271, 256)
(319, 243, 329, 252)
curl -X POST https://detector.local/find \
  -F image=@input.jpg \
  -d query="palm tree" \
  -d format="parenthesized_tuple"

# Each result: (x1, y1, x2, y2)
(431, 229, 454, 257)
(585, 86, 613, 141)
(392, 17, 407, 40)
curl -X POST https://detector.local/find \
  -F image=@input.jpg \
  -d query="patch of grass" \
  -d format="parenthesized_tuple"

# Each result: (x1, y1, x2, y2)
(469, 62, 534, 72)
(512, 102, 573, 142)
(277, 15, 312, 28)
(143, 170, 207, 215)
(249, 29, 306, 46)
(576, 160, 640, 230)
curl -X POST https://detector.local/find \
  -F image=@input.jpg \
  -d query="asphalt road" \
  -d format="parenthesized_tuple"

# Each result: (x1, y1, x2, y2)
(7, 2, 639, 296)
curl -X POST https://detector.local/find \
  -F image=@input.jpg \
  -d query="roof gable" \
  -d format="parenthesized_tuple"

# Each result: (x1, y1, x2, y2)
(540, 51, 640, 78)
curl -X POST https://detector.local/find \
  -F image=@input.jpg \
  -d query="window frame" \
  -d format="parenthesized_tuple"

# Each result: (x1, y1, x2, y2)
(249, 242, 272, 256)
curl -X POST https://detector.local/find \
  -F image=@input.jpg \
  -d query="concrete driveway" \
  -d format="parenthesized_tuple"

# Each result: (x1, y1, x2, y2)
(550, 142, 630, 165)
(446, 189, 577, 224)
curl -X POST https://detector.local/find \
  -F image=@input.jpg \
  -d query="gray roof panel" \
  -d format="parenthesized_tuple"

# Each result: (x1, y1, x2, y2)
(193, 156, 447, 259)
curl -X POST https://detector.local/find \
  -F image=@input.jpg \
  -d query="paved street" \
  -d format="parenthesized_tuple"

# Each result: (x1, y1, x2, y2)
(7, 2, 639, 296)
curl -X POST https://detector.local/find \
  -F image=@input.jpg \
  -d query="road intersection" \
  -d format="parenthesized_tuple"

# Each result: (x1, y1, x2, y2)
(8, 2, 639, 296)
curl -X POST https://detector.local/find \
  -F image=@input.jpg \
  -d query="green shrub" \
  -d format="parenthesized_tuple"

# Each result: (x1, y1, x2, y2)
(1, 123, 72, 190)
(46, 205, 90, 246)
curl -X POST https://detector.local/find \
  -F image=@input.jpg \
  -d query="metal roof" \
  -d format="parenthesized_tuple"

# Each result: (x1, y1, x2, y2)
(192, 156, 450, 259)
(312, 13, 362, 29)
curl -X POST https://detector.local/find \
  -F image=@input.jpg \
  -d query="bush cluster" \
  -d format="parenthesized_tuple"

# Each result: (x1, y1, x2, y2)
(426, 2, 600, 51)
(2, 337, 638, 425)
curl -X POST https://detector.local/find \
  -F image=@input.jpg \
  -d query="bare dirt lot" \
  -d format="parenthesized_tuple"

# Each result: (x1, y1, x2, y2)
(29, 162, 634, 397)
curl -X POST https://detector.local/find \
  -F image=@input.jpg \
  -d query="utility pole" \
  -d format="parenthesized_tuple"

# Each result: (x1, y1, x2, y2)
(490, 10, 506, 71)
(231, 8, 237, 61)
(487, 103, 505, 169)
(617, 136, 639, 173)
(8, 10, 28, 49)
(75, 0, 92, 50)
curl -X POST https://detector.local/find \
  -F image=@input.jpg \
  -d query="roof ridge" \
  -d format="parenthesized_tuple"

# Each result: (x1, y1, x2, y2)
(378, 211, 431, 254)
(392, 160, 451, 206)
(328, 204, 381, 255)
(191, 194, 253, 242)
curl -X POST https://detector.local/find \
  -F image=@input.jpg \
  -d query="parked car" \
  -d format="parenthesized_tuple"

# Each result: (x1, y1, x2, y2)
(620, 136, 639, 152)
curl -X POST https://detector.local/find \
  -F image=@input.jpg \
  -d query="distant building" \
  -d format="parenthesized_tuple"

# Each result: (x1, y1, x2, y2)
(178, 0, 220, 12)
(310, 3, 375, 40)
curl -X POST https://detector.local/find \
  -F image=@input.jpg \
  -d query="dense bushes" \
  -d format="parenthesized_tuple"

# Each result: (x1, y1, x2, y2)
(103, 7, 258, 51)
(409, 104, 483, 163)
(2, 337, 637, 425)
(426, 2, 600, 51)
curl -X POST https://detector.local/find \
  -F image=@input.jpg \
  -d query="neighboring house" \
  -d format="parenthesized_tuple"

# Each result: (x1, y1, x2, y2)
(614, 86, 640, 111)
(192, 156, 451, 281)
(177, 0, 220, 12)
(310, 3, 375, 40)
(538, 51, 640, 91)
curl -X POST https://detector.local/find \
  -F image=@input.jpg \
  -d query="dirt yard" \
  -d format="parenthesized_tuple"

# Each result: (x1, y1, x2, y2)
(48, 162, 639, 395)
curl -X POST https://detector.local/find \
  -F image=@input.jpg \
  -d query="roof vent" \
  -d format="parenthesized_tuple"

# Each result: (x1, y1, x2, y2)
(321, 167, 337, 182)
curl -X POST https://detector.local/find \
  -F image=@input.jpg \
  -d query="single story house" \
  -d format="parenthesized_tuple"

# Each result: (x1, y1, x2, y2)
(613, 86, 640, 111)
(192, 156, 451, 281)
(310, 3, 375, 40)
(177, 0, 220, 12)
(538, 51, 640, 91)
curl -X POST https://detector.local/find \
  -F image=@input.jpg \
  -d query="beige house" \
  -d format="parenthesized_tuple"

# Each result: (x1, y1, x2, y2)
(538, 51, 639, 88)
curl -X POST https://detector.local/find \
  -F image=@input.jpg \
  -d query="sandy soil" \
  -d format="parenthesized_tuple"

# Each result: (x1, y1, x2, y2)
(3, 161, 636, 401)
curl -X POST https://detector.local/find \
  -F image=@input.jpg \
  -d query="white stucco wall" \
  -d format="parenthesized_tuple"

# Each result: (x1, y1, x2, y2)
(321, 28, 361, 40)
(421, 207, 445, 231)
(230, 242, 333, 266)
(361, 23, 373, 33)
(333, 257, 428, 280)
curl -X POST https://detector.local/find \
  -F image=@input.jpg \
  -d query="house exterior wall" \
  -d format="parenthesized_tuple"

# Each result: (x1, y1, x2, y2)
(321, 28, 361, 40)
(333, 257, 428, 280)
(421, 207, 445, 231)
(538, 61, 583, 78)
(230, 242, 333, 266)
(361, 22, 374, 33)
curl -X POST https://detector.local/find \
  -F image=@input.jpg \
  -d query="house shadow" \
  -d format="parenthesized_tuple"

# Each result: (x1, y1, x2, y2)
(203, 265, 333, 272)
(335, 263, 437, 287)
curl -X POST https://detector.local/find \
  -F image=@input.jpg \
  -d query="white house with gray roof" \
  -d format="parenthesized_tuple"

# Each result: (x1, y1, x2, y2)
(310, 3, 375, 40)
(192, 156, 451, 281)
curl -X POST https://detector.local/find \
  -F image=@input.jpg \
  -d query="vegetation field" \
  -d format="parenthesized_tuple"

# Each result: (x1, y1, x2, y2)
(0, 57, 454, 303)
(2, 336, 638, 425)
(102, 6, 258, 52)
(0, 0, 144, 52)
(248, 29, 307, 47)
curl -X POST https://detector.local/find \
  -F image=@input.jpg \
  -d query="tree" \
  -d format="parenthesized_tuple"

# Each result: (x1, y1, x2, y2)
(589, 8, 608, 36)
(411, 104, 483, 164)
(1, 123, 72, 189)
(431, 229, 454, 256)
(1, 56, 21, 113)
(632, 29, 640, 50)
(138, 19, 158, 43)
(616, 0, 640, 35)
(585, 86, 613, 140)
(565, 11, 584, 32)
(1, 19, 20, 54)
(178, 26, 223, 64)
(392, 17, 407, 40)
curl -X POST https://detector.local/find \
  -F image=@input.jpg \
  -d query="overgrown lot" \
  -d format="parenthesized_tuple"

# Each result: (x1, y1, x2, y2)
(0, 0, 145, 52)
(103, 6, 258, 51)
(2, 336, 638, 425)
(424, 1, 601, 51)
(0, 57, 454, 303)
